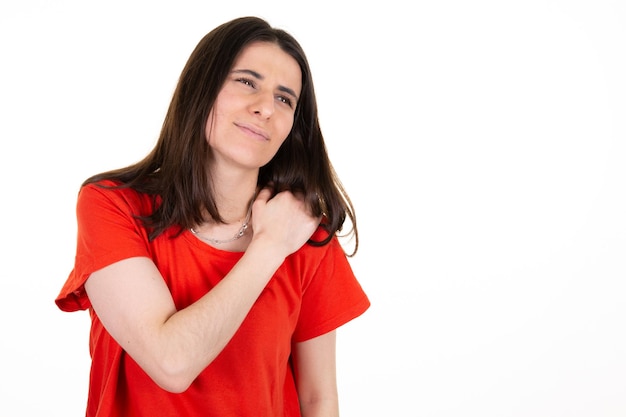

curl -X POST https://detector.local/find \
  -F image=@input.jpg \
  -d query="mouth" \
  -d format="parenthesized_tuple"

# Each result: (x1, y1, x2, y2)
(235, 122, 270, 141)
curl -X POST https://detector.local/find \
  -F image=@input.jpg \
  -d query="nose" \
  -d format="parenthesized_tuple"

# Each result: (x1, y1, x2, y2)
(250, 91, 275, 119)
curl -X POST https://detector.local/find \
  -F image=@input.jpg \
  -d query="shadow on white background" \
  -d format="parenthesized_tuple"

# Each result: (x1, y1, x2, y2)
(1, 1, 624, 416)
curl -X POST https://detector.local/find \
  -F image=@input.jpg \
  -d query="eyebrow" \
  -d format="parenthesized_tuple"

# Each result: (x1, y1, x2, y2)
(232, 69, 299, 100)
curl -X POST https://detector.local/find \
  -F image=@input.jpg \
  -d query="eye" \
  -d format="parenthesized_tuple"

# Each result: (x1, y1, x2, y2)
(277, 95, 293, 108)
(236, 77, 256, 88)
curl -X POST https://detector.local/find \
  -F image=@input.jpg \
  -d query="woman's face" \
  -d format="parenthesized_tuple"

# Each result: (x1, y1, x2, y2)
(205, 41, 302, 171)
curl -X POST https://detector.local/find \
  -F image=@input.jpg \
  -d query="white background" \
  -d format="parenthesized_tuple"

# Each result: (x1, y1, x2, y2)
(1, 1, 625, 416)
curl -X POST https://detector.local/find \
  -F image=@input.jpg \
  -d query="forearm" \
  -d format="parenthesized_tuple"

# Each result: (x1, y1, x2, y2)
(155, 240, 285, 391)
(87, 240, 287, 393)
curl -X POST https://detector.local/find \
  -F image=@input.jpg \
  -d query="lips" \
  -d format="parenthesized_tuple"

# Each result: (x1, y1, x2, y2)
(235, 122, 270, 141)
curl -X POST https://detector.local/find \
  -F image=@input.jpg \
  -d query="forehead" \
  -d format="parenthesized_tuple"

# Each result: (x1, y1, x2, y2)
(233, 41, 302, 94)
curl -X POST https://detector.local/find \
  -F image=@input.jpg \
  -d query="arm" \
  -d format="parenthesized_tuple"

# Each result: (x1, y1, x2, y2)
(84, 188, 320, 393)
(293, 331, 340, 417)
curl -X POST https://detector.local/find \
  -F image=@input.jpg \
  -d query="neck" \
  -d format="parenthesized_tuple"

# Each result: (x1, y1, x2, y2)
(210, 168, 259, 224)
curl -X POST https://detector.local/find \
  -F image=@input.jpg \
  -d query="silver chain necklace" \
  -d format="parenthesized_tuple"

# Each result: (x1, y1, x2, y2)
(190, 201, 253, 245)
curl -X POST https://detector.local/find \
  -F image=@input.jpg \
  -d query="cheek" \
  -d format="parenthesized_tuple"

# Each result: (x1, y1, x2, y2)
(278, 114, 296, 139)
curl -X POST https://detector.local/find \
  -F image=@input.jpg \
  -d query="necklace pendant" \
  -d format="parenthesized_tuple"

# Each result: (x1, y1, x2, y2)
(190, 200, 253, 245)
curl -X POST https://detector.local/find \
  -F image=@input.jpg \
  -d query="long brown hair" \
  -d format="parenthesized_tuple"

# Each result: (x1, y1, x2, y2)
(83, 16, 358, 255)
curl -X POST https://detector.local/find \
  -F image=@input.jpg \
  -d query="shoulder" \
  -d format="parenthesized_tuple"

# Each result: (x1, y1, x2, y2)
(295, 226, 349, 268)
(309, 224, 331, 243)
(78, 180, 156, 217)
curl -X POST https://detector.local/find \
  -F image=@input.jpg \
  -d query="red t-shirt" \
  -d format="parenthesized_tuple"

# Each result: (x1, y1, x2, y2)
(55, 181, 370, 417)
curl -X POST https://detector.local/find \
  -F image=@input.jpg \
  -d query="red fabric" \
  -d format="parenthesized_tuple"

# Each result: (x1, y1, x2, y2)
(55, 181, 370, 417)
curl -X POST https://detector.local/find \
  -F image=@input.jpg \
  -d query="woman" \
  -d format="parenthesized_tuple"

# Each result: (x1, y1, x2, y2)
(55, 16, 369, 417)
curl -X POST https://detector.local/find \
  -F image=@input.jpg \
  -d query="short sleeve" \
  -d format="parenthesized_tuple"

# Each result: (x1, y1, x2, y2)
(55, 183, 152, 312)
(292, 237, 370, 342)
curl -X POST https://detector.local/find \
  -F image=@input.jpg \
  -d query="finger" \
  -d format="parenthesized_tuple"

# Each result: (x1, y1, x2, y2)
(255, 187, 273, 203)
